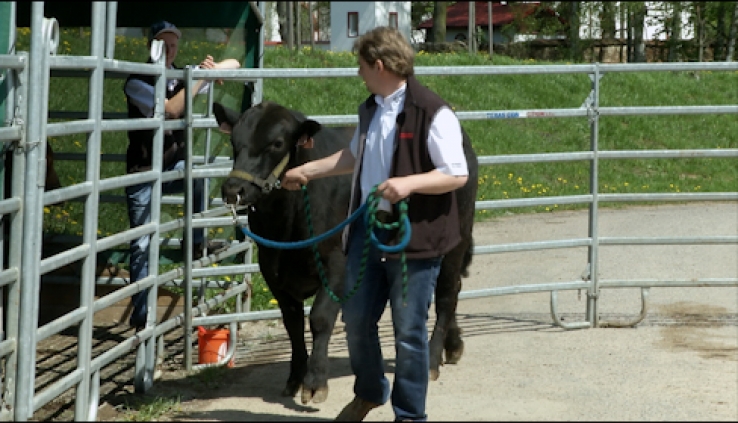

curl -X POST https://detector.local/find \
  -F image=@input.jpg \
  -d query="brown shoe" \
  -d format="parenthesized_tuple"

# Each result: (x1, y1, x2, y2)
(335, 396, 381, 421)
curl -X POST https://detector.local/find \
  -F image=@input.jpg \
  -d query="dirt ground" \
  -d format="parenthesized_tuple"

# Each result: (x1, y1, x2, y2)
(88, 202, 737, 421)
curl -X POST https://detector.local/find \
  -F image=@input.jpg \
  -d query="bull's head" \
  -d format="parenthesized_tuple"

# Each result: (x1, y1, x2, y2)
(213, 101, 321, 207)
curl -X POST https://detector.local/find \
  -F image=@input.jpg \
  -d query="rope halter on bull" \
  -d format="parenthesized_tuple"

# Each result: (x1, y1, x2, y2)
(228, 154, 290, 194)
(229, 164, 411, 304)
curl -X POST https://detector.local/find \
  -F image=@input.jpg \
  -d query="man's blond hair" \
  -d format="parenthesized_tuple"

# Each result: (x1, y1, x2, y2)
(353, 26, 415, 78)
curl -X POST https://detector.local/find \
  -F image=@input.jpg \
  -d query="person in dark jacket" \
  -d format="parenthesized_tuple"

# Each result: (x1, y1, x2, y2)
(124, 20, 240, 330)
(281, 26, 469, 422)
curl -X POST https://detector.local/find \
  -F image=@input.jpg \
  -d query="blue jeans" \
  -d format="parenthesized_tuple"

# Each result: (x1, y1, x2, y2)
(126, 159, 205, 327)
(341, 215, 441, 422)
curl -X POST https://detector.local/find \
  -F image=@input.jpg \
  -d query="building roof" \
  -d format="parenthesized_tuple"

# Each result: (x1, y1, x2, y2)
(418, 1, 542, 29)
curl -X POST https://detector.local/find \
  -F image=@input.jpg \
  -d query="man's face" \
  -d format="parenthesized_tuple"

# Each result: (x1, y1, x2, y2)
(156, 32, 179, 67)
(357, 57, 380, 94)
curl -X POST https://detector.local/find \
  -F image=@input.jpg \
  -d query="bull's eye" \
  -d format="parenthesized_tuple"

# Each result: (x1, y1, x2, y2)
(272, 140, 285, 150)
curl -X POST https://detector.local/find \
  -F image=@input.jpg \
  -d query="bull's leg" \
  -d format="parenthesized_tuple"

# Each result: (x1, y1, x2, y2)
(428, 251, 464, 381)
(273, 289, 309, 397)
(443, 293, 464, 365)
(301, 251, 344, 405)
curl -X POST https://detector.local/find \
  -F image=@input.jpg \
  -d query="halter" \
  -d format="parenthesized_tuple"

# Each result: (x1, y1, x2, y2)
(227, 153, 290, 194)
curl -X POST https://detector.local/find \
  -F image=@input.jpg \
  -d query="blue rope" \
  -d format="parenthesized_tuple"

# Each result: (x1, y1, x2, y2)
(238, 200, 367, 249)
(237, 185, 411, 252)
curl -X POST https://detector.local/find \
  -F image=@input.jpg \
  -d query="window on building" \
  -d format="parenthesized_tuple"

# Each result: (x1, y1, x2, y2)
(389, 12, 398, 29)
(348, 12, 359, 37)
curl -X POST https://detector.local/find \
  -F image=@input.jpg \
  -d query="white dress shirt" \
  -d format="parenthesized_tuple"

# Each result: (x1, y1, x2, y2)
(349, 83, 468, 212)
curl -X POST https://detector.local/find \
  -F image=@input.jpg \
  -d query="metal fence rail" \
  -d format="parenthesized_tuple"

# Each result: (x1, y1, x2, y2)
(0, 1, 736, 421)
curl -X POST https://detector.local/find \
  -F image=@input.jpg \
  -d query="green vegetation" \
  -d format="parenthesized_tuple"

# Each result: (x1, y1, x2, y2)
(116, 395, 182, 421)
(14, 29, 737, 312)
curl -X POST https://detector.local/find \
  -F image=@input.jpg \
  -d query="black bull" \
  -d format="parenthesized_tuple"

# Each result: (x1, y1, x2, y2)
(213, 101, 478, 405)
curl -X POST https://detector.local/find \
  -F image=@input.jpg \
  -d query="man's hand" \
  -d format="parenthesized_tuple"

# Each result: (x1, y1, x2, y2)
(282, 167, 309, 191)
(377, 177, 414, 204)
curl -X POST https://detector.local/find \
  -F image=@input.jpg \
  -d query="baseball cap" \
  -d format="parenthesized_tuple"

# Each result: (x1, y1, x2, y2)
(148, 20, 181, 43)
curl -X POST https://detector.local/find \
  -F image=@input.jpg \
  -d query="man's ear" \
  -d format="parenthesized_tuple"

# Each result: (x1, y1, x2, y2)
(375, 59, 384, 72)
(212, 102, 241, 134)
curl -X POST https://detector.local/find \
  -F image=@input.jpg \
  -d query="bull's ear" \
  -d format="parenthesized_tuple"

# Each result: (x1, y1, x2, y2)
(213, 102, 241, 134)
(300, 119, 322, 138)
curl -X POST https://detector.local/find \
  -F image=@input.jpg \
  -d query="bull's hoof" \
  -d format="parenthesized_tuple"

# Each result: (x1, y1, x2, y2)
(444, 341, 465, 365)
(429, 368, 440, 381)
(301, 384, 329, 404)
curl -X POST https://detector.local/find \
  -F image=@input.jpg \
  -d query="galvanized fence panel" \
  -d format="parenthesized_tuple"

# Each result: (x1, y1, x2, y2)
(1, 2, 737, 421)
(0, 49, 27, 422)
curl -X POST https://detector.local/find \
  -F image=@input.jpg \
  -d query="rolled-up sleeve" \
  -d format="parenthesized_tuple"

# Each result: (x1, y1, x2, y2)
(427, 106, 468, 176)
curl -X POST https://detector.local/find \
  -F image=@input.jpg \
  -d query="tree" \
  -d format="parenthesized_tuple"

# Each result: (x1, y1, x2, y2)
(714, 2, 728, 60)
(598, 1, 617, 62)
(564, 1, 582, 61)
(694, 1, 707, 61)
(600, 1, 617, 39)
(431, 1, 448, 43)
(727, 2, 738, 61)
(666, 1, 683, 62)
(631, 2, 647, 62)
(276, 2, 290, 47)
(411, 1, 434, 29)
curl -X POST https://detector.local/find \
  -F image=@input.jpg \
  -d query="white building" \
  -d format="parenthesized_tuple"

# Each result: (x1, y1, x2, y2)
(330, 2, 412, 51)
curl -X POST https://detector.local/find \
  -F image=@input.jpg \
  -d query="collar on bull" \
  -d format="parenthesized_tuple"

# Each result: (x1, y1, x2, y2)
(228, 153, 290, 193)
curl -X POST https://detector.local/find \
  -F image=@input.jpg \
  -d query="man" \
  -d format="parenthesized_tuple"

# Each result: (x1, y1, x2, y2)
(281, 26, 469, 422)
(124, 20, 240, 330)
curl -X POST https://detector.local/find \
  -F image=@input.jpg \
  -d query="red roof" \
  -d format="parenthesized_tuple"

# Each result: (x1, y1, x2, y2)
(418, 1, 542, 29)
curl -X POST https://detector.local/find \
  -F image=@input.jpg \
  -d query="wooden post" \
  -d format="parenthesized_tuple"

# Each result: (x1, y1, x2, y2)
(488, 1, 493, 58)
(295, 1, 301, 48)
(309, 1, 315, 48)
(287, 1, 294, 50)
(468, 1, 476, 54)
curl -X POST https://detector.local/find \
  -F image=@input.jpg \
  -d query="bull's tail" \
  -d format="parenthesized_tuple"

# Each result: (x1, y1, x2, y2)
(460, 237, 474, 278)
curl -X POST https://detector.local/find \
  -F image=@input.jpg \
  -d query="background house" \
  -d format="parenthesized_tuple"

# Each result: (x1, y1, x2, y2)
(329, 2, 411, 51)
(418, 1, 696, 45)
(417, 1, 555, 44)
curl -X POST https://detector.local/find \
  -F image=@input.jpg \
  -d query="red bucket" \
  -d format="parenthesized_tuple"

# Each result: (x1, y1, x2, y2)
(197, 326, 234, 367)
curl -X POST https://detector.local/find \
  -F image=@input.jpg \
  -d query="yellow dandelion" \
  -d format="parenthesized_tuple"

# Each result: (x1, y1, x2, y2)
(44, 207, 50, 214)
(269, 298, 278, 305)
